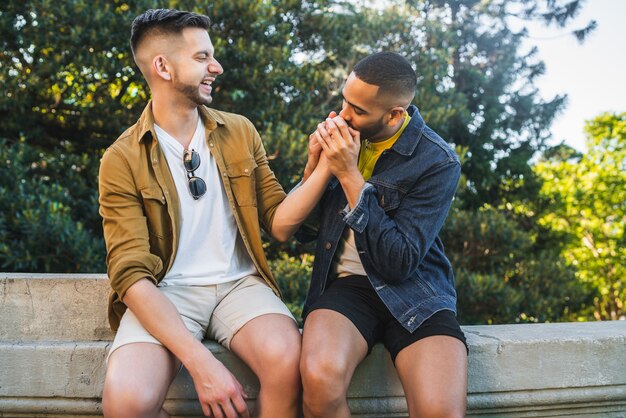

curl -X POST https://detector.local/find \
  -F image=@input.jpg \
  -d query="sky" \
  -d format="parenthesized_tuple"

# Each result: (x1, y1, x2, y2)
(527, 0, 626, 152)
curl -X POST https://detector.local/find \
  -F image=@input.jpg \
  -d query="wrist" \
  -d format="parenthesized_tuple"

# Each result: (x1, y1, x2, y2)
(337, 167, 363, 185)
(180, 339, 212, 370)
(303, 165, 313, 183)
(337, 169, 365, 208)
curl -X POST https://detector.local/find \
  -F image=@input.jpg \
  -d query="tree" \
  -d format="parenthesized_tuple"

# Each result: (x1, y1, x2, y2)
(0, 139, 105, 272)
(535, 113, 626, 320)
(401, 0, 595, 209)
(0, 0, 604, 324)
(442, 204, 594, 324)
(0, 0, 146, 152)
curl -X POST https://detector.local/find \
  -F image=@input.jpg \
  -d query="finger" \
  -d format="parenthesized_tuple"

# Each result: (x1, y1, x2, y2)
(324, 118, 342, 140)
(201, 402, 212, 417)
(232, 394, 250, 418)
(308, 133, 322, 153)
(317, 121, 331, 139)
(209, 403, 224, 418)
(348, 127, 361, 144)
(318, 132, 332, 154)
(313, 131, 327, 149)
(235, 379, 248, 400)
(310, 138, 322, 152)
(331, 117, 352, 142)
(328, 110, 338, 118)
(219, 399, 240, 418)
(325, 119, 350, 150)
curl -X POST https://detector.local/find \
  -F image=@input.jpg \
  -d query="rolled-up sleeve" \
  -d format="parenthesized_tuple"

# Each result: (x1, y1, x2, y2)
(249, 124, 287, 232)
(98, 147, 162, 301)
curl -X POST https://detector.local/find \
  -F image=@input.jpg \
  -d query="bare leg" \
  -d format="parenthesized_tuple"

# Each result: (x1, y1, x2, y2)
(102, 342, 179, 418)
(394, 336, 467, 418)
(229, 313, 302, 418)
(300, 309, 368, 418)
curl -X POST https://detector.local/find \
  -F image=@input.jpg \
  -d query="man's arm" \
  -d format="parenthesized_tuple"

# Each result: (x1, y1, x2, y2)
(245, 115, 333, 242)
(270, 158, 332, 242)
(99, 148, 249, 418)
(270, 112, 341, 242)
(122, 280, 249, 418)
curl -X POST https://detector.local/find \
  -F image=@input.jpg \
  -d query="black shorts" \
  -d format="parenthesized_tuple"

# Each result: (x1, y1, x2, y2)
(305, 275, 467, 362)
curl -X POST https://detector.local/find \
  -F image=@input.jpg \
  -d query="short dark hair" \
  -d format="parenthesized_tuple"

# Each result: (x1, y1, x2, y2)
(353, 52, 417, 100)
(130, 9, 211, 56)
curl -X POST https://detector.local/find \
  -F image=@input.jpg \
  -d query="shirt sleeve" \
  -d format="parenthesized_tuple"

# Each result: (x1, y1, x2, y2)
(98, 146, 162, 301)
(248, 122, 287, 232)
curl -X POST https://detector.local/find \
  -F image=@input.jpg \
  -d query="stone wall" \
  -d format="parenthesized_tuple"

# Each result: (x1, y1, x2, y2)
(1, 273, 625, 417)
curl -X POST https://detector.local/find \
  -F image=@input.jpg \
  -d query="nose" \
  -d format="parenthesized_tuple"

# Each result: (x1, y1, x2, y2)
(209, 58, 224, 75)
(338, 102, 350, 121)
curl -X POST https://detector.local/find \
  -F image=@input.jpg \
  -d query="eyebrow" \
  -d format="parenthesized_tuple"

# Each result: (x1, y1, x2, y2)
(342, 94, 368, 114)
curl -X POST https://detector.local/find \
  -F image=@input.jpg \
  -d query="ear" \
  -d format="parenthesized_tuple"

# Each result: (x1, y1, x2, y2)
(386, 106, 406, 126)
(153, 55, 171, 81)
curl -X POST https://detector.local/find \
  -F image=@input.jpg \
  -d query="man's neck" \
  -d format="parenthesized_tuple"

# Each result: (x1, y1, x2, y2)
(151, 93, 200, 149)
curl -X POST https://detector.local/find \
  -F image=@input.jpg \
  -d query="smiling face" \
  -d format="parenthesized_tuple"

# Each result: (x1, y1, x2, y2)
(168, 27, 223, 106)
(338, 72, 400, 142)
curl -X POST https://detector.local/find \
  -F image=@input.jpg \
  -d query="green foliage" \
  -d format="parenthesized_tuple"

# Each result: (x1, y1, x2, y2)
(270, 252, 314, 323)
(0, 0, 611, 325)
(0, 139, 105, 272)
(535, 113, 626, 320)
(443, 204, 594, 324)
(0, 0, 147, 152)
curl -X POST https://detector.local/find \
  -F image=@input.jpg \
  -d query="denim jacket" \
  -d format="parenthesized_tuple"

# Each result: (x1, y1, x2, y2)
(297, 105, 461, 333)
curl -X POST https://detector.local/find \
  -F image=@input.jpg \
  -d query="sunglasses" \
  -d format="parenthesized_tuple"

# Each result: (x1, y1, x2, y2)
(183, 149, 207, 200)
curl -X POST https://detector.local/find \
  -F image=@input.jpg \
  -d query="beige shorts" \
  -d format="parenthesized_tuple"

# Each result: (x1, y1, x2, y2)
(108, 275, 294, 361)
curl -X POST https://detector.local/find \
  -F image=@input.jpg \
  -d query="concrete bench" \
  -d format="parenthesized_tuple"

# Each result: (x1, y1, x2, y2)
(1, 273, 625, 417)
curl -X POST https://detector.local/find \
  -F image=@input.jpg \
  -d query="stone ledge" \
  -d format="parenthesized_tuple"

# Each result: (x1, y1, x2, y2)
(1, 274, 626, 417)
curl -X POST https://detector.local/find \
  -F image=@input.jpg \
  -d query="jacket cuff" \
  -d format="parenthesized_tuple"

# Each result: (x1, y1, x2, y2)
(342, 183, 374, 233)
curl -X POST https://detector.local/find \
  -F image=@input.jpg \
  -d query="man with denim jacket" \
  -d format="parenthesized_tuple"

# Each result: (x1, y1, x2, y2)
(298, 52, 468, 417)
(98, 9, 332, 418)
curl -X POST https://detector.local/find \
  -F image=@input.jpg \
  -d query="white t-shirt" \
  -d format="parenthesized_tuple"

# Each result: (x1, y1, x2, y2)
(154, 117, 257, 286)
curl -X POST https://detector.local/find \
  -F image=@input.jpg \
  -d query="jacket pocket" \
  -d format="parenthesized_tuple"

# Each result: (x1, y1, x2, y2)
(374, 184, 403, 213)
(140, 186, 169, 239)
(226, 159, 258, 207)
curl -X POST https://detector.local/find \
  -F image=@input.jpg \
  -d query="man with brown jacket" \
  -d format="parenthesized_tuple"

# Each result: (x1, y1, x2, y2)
(98, 9, 331, 418)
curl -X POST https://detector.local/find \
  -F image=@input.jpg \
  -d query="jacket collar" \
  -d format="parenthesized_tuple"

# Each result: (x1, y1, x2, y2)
(136, 101, 226, 143)
(389, 105, 424, 156)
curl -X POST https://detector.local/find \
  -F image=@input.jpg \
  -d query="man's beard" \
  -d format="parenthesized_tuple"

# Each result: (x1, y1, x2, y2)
(174, 77, 213, 106)
(352, 116, 386, 141)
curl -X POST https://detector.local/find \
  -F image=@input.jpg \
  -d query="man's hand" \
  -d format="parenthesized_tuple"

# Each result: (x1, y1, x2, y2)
(185, 341, 249, 418)
(316, 115, 361, 180)
(303, 111, 337, 182)
(123, 280, 248, 417)
(315, 115, 365, 208)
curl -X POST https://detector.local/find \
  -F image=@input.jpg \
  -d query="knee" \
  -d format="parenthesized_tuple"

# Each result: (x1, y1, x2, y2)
(102, 373, 164, 418)
(257, 332, 301, 381)
(300, 353, 349, 398)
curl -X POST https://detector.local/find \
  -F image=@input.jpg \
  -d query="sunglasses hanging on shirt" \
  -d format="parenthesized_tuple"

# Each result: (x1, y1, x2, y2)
(183, 149, 207, 200)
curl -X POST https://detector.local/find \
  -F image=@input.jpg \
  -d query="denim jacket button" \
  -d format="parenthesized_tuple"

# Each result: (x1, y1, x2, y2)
(325, 242, 332, 250)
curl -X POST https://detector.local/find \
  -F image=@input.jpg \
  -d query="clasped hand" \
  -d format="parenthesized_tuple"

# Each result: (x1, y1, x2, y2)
(307, 112, 361, 179)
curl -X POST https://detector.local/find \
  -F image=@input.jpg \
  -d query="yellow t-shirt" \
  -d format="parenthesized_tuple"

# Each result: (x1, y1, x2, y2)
(358, 112, 410, 181)
(335, 111, 411, 278)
